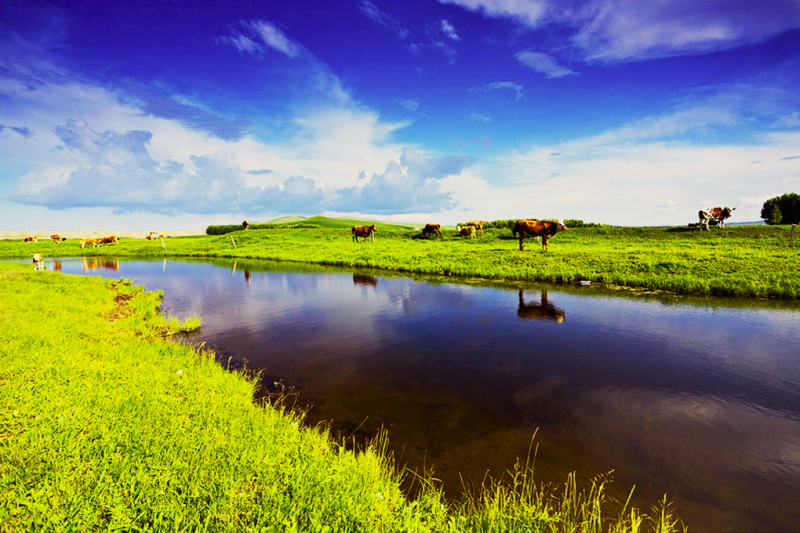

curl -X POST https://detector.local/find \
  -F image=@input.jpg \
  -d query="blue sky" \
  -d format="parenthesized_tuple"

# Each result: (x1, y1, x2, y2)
(1, 0, 799, 231)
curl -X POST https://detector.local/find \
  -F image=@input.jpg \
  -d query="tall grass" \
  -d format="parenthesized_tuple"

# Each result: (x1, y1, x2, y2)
(0, 264, 683, 532)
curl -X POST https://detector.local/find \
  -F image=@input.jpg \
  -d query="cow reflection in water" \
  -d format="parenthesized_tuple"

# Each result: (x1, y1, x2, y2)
(517, 289, 566, 323)
(82, 258, 120, 271)
(353, 273, 378, 287)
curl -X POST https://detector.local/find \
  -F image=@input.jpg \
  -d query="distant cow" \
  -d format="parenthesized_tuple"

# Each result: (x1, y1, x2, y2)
(515, 220, 567, 251)
(698, 207, 735, 231)
(32, 253, 45, 271)
(351, 225, 377, 243)
(456, 224, 476, 239)
(465, 220, 487, 235)
(95, 235, 119, 246)
(23, 236, 38, 243)
(512, 219, 539, 238)
(80, 237, 98, 249)
(50, 234, 65, 243)
(517, 289, 565, 323)
(242, 220, 250, 230)
(421, 223, 442, 240)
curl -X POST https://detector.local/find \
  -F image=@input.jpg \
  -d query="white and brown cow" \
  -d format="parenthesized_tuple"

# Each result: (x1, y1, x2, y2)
(698, 207, 735, 231)
(32, 253, 45, 271)
(351, 225, 377, 243)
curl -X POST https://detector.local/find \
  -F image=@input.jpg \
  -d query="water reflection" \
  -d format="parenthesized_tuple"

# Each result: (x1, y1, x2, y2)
(517, 289, 566, 323)
(353, 273, 378, 287)
(81, 257, 119, 271)
(49, 257, 800, 532)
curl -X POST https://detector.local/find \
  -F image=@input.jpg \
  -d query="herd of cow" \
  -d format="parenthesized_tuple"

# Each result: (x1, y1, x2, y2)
(352, 205, 736, 252)
(353, 219, 570, 251)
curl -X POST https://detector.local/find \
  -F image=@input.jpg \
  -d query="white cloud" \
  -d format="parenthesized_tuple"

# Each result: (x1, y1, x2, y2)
(472, 81, 524, 101)
(244, 19, 301, 59)
(441, 19, 460, 41)
(469, 112, 491, 123)
(394, 98, 420, 111)
(515, 51, 575, 78)
(438, 0, 549, 27)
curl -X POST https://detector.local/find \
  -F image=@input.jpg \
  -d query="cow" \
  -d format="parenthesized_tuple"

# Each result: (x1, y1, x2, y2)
(465, 220, 487, 235)
(32, 253, 45, 271)
(351, 225, 377, 243)
(23, 236, 38, 243)
(421, 223, 443, 240)
(698, 207, 736, 231)
(79, 237, 98, 249)
(515, 220, 567, 251)
(456, 224, 476, 239)
(512, 219, 539, 238)
(50, 234, 66, 243)
(242, 220, 250, 230)
(95, 235, 119, 246)
(517, 289, 566, 323)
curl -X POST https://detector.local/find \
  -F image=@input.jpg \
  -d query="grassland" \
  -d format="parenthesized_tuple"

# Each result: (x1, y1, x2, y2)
(0, 263, 682, 532)
(3, 223, 798, 299)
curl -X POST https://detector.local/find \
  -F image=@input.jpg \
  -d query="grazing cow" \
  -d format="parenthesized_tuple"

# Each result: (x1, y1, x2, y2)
(456, 224, 476, 239)
(79, 237, 98, 249)
(517, 289, 566, 323)
(23, 236, 38, 243)
(95, 235, 119, 246)
(698, 207, 736, 231)
(421, 223, 443, 240)
(512, 219, 539, 238)
(32, 253, 45, 271)
(515, 220, 567, 251)
(465, 220, 487, 235)
(242, 220, 250, 230)
(351, 225, 377, 243)
(50, 234, 65, 243)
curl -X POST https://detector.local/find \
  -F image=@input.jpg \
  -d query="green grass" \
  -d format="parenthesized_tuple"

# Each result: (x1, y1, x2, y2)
(0, 263, 682, 532)
(4, 223, 798, 299)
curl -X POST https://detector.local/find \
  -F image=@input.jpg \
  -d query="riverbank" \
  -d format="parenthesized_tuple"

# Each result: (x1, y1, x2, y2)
(0, 263, 681, 531)
(2, 224, 798, 298)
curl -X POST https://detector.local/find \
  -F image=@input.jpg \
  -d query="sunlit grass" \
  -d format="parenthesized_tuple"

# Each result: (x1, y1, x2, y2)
(0, 264, 683, 532)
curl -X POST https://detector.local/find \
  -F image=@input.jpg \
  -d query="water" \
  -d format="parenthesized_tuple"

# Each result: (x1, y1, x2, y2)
(46, 256, 800, 531)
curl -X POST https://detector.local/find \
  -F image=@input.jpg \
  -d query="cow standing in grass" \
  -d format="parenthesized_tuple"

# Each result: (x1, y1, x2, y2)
(465, 220, 486, 235)
(698, 207, 735, 231)
(515, 220, 567, 251)
(351, 225, 377, 243)
(456, 224, 476, 239)
(421, 223, 443, 240)
(32, 253, 45, 271)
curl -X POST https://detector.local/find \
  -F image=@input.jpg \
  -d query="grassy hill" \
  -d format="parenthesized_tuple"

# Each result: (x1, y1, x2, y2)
(269, 215, 418, 230)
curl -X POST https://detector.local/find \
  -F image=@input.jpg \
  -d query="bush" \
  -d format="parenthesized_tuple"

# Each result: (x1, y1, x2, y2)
(205, 223, 321, 235)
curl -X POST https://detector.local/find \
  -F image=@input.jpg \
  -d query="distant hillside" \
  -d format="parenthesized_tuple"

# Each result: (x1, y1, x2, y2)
(273, 215, 417, 230)
(266, 215, 307, 224)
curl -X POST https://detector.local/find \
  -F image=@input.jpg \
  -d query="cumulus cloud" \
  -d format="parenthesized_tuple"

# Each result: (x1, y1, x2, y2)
(330, 148, 474, 214)
(8, 119, 327, 215)
(515, 51, 575, 78)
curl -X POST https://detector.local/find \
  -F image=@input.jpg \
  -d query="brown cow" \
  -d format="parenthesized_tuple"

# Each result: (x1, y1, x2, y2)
(457, 224, 476, 239)
(95, 235, 119, 246)
(351, 225, 377, 243)
(421, 223, 443, 240)
(79, 237, 98, 249)
(50, 234, 65, 243)
(23, 236, 38, 243)
(512, 219, 539, 238)
(517, 289, 566, 323)
(465, 220, 487, 235)
(515, 220, 567, 251)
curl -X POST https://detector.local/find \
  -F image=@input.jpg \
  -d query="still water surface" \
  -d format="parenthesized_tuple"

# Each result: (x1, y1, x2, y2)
(50, 256, 800, 531)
